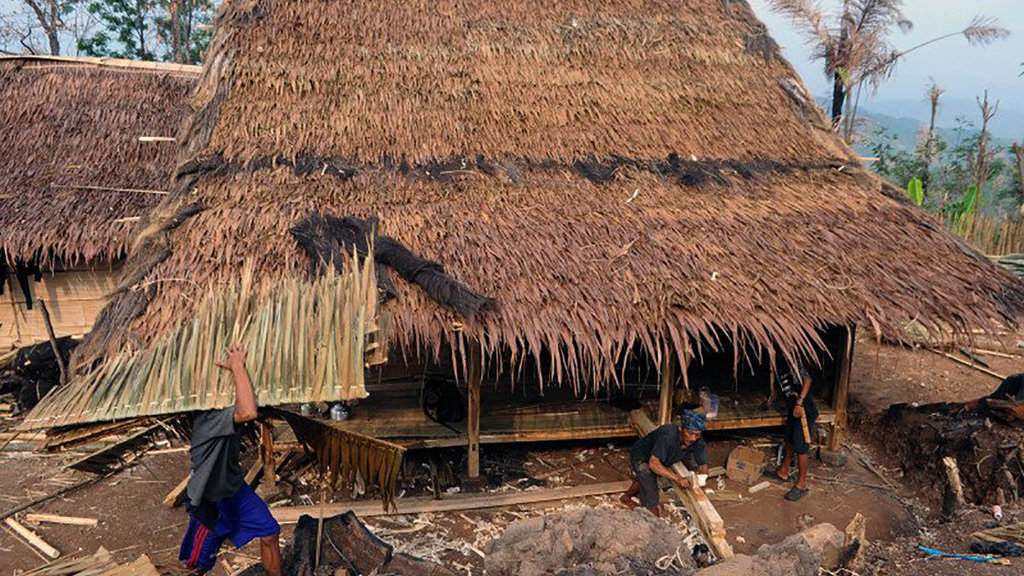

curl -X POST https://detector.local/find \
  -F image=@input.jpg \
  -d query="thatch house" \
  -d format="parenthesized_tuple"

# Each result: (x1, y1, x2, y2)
(0, 56, 198, 349)
(27, 0, 1024, 474)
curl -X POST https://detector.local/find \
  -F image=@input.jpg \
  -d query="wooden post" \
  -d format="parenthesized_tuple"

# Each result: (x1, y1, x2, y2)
(37, 299, 68, 386)
(261, 422, 276, 488)
(658, 351, 677, 425)
(467, 341, 482, 478)
(829, 326, 855, 451)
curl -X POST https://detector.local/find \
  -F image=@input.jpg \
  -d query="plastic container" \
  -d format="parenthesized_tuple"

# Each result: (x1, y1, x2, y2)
(699, 387, 719, 419)
(330, 403, 351, 421)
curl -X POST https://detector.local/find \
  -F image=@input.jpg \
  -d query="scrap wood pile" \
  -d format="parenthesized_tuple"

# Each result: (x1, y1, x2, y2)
(878, 373, 1024, 512)
(17, 547, 160, 576)
(0, 337, 77, 412)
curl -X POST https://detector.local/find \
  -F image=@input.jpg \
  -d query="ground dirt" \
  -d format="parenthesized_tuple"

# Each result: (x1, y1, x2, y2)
(1, 330, 1021, 575)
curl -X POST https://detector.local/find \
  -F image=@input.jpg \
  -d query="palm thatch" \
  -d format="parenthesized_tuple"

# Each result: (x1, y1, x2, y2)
(23, 259, 382, 429)
(74, 0, 1024, 392)
(0, 56, 198, 268)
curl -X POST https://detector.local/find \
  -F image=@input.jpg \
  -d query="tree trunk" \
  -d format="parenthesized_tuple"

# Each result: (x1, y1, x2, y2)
(831, 72, 845, 125)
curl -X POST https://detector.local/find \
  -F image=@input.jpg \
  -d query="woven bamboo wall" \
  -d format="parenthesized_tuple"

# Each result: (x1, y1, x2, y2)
(1, 266, 116, 350)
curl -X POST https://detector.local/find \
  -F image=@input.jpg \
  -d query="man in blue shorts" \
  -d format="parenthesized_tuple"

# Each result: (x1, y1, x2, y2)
(179, 346, 282, 576)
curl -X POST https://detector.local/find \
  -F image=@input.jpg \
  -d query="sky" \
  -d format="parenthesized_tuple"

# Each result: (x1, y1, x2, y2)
(746, 0, 1023, 115)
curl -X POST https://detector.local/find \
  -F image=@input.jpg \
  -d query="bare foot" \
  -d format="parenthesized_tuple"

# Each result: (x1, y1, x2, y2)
(620, 493, 639, 509)
(646, 505, 662, 518)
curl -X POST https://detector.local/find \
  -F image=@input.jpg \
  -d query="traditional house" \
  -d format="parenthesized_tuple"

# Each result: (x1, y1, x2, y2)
(26, 0, 1024, 481)
(0, 56, 198, 349)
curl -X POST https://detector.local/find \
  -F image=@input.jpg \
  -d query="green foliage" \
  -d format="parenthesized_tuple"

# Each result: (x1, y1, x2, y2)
(869, 127, 925, 188)
(869, 116, 1019, 215)
(907, 178, 923, 206)
(77, 0, 215, 63)
(79, 0, 157, 60)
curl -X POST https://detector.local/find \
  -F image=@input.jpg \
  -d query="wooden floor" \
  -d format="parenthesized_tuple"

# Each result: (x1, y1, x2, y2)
(318, 383, 834, 448)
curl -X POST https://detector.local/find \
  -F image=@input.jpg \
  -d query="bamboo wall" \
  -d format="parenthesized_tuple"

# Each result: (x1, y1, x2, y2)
(1, 266, 117, 350)
(944, 214, 1024, 256)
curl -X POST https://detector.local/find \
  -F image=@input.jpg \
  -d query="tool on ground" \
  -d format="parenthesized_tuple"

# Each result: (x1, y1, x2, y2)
(918, 545, 1011, 565)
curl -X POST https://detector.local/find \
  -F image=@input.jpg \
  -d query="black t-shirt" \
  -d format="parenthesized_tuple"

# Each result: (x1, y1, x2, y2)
(778, 362, 818, 419)
(630, 424, 707, 468)
(186, 407, 243, 505)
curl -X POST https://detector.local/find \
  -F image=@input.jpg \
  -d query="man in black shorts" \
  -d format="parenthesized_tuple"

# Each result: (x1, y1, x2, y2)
(620, 409, 708, 516)
(770, 360, 816, 501)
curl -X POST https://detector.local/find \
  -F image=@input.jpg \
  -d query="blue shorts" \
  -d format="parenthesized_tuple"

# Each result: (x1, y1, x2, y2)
(179, 484, 281, 573)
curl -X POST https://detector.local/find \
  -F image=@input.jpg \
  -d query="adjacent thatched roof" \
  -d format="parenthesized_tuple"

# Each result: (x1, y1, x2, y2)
(75, 0, 1024, 387)
(0, 56, 199, 268)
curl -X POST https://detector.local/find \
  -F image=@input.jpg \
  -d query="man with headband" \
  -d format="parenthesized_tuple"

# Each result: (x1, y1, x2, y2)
(621, 409, 709, 516)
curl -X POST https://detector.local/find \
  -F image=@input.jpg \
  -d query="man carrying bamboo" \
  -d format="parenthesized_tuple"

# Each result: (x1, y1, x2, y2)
(768, 360, 816, 502)
(620, 409, 708, 516)
(179, 346, 282, 576)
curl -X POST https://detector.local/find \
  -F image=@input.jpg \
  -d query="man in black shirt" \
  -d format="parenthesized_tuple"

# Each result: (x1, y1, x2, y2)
(179, 346, 282, 575)
(770, 360, 817, 501)
(620, 409, 708, 516)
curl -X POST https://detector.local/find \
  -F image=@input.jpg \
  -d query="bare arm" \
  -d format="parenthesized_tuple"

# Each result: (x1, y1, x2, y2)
(649, 454, 690, 487)
(217, 346, 257, 423)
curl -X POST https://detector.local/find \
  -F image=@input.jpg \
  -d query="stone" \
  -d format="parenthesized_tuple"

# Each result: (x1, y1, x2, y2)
(693, 554, 757, 576)
(485, 508, 696, 576)
(786, 523, 845, 571)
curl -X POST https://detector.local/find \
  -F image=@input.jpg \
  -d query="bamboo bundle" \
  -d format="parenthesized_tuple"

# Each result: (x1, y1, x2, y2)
(278, 409, 405, 511)
(21, 255, 384, 429)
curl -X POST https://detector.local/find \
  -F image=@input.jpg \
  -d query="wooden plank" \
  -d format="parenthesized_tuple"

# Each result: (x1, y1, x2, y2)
(466, 342, 482, 478)
(629, 409, 734, 559)
(4, 517, 60, 558)
(24, 513, 98, 526)
(164, 474, 190, 508)
(658, 352, 677, 425)
(272, 480, 630, 524)
(829, 326, 855, 451)
(261, 422, 276, 488)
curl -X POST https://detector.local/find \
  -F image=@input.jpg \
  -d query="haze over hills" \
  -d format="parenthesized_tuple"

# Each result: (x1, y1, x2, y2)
(863, 97, 1024, 141)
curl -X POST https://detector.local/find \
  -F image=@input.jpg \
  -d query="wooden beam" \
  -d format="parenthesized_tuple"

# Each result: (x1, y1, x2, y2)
(272, 481, 630, 524)
(261, 422, 276, 488)
(829, 326, 855, 451)
(926, 347, 1006, 380)
(163, 474, 190, 508)
(25, 513, 98, 527)
(658, 352, 677, 425)
(4, 517, 60, 558)
(466, 341, 482, 478)
(629, 409, 734, 559)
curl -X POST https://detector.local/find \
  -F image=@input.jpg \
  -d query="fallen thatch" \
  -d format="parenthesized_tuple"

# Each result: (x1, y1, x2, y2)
(0, 56, 198, 268)
(70, 0, 1024, 394)
(24, 259, 383, 428)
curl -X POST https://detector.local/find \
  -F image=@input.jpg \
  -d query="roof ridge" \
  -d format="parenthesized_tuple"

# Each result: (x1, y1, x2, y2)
(0, 55, 201, 75)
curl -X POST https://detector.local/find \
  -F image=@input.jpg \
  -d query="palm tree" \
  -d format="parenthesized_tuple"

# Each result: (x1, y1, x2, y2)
(767, 1, 1009, 142)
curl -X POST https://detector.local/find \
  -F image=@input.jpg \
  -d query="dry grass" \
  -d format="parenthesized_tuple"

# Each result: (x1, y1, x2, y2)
(0, 57, 197, 267)
(76, 0, 1024, 391)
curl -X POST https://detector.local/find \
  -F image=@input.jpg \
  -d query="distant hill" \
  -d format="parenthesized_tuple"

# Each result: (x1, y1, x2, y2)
(862, 97, 1024, 141)
(854, 109, 1017, 155)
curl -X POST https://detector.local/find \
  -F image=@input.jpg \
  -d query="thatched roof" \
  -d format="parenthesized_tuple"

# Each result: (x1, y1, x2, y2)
(0, 56, 198, 268)
(75, 0, 1024, 387)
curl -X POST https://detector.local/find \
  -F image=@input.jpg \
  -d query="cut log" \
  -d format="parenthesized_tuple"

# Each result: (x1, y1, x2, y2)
(4, 517, 60, 558)
(843, 513, 867, 570)
(273, 481, 630, 524)
(942, 456, 966, 518)
(629, 409, 734, 559)
(25, 513, 98, 526)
